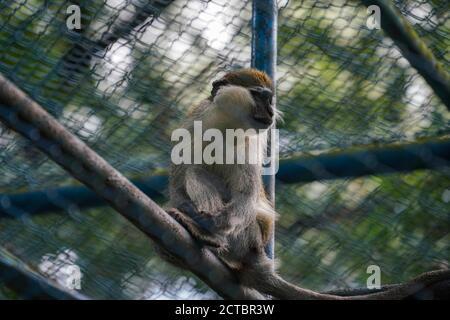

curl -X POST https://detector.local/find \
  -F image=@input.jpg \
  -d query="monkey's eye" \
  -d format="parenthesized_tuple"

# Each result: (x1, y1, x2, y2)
(249, 87, 273, 102)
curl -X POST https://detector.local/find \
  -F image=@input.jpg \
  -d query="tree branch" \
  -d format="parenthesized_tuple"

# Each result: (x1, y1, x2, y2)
(325, 279, 450, 300)
(277, 138, 450, 183)
(60, 0, 175, 82)
(0, 175, 168, 217)
(361, 0, 450, 110)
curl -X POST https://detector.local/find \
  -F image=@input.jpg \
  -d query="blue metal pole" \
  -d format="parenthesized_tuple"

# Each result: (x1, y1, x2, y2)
(251, 0, 278, 261)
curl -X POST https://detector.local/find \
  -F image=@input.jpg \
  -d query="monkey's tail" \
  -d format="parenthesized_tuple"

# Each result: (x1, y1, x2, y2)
(248, 268, 450, 300)
(251, 272, 344, 300)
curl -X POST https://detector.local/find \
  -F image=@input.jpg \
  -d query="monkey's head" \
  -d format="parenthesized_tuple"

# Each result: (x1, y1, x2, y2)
(208, 68, 277, 131)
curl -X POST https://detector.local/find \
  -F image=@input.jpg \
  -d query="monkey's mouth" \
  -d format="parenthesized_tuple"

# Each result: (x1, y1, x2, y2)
(252, 99, 274, 126)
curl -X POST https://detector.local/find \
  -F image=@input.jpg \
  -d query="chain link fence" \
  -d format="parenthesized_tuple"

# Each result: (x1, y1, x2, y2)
(0, 0, 449, 299)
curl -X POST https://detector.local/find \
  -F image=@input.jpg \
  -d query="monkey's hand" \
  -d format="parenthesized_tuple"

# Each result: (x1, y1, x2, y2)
(167, 207, 225, 249)
(178, 202, 235, 236)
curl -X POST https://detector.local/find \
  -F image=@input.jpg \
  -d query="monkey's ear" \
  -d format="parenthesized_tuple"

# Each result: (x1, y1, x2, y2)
(211, 78, 229, 98)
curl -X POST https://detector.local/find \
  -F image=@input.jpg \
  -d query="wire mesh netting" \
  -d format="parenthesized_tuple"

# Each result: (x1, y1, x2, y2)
(0, 0, 449, 299)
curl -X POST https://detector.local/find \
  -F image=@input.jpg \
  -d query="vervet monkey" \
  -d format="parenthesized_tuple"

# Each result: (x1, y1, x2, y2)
(165, 68, 449, 299)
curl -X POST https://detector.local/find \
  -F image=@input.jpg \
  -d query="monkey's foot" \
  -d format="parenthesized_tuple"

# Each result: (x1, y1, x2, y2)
(167, 208, 225, 249)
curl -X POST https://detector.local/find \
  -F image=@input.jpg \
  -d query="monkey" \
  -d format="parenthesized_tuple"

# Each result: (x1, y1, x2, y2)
(164, 68, 450, 300)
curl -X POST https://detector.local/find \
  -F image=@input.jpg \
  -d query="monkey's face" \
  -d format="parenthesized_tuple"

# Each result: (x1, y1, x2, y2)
(212, 85, 274, 131)
(209, 69, 277, 131)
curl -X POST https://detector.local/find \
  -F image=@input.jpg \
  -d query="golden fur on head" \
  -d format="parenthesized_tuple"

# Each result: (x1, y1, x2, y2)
(221, 68, 273, 90)
(210, 68, 273, 98)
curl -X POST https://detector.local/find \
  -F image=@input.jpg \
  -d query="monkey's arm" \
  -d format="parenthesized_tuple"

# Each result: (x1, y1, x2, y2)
(184, 166, 228, 213)
(172, 165, 231, 237)
(219, 164, 261, 230)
